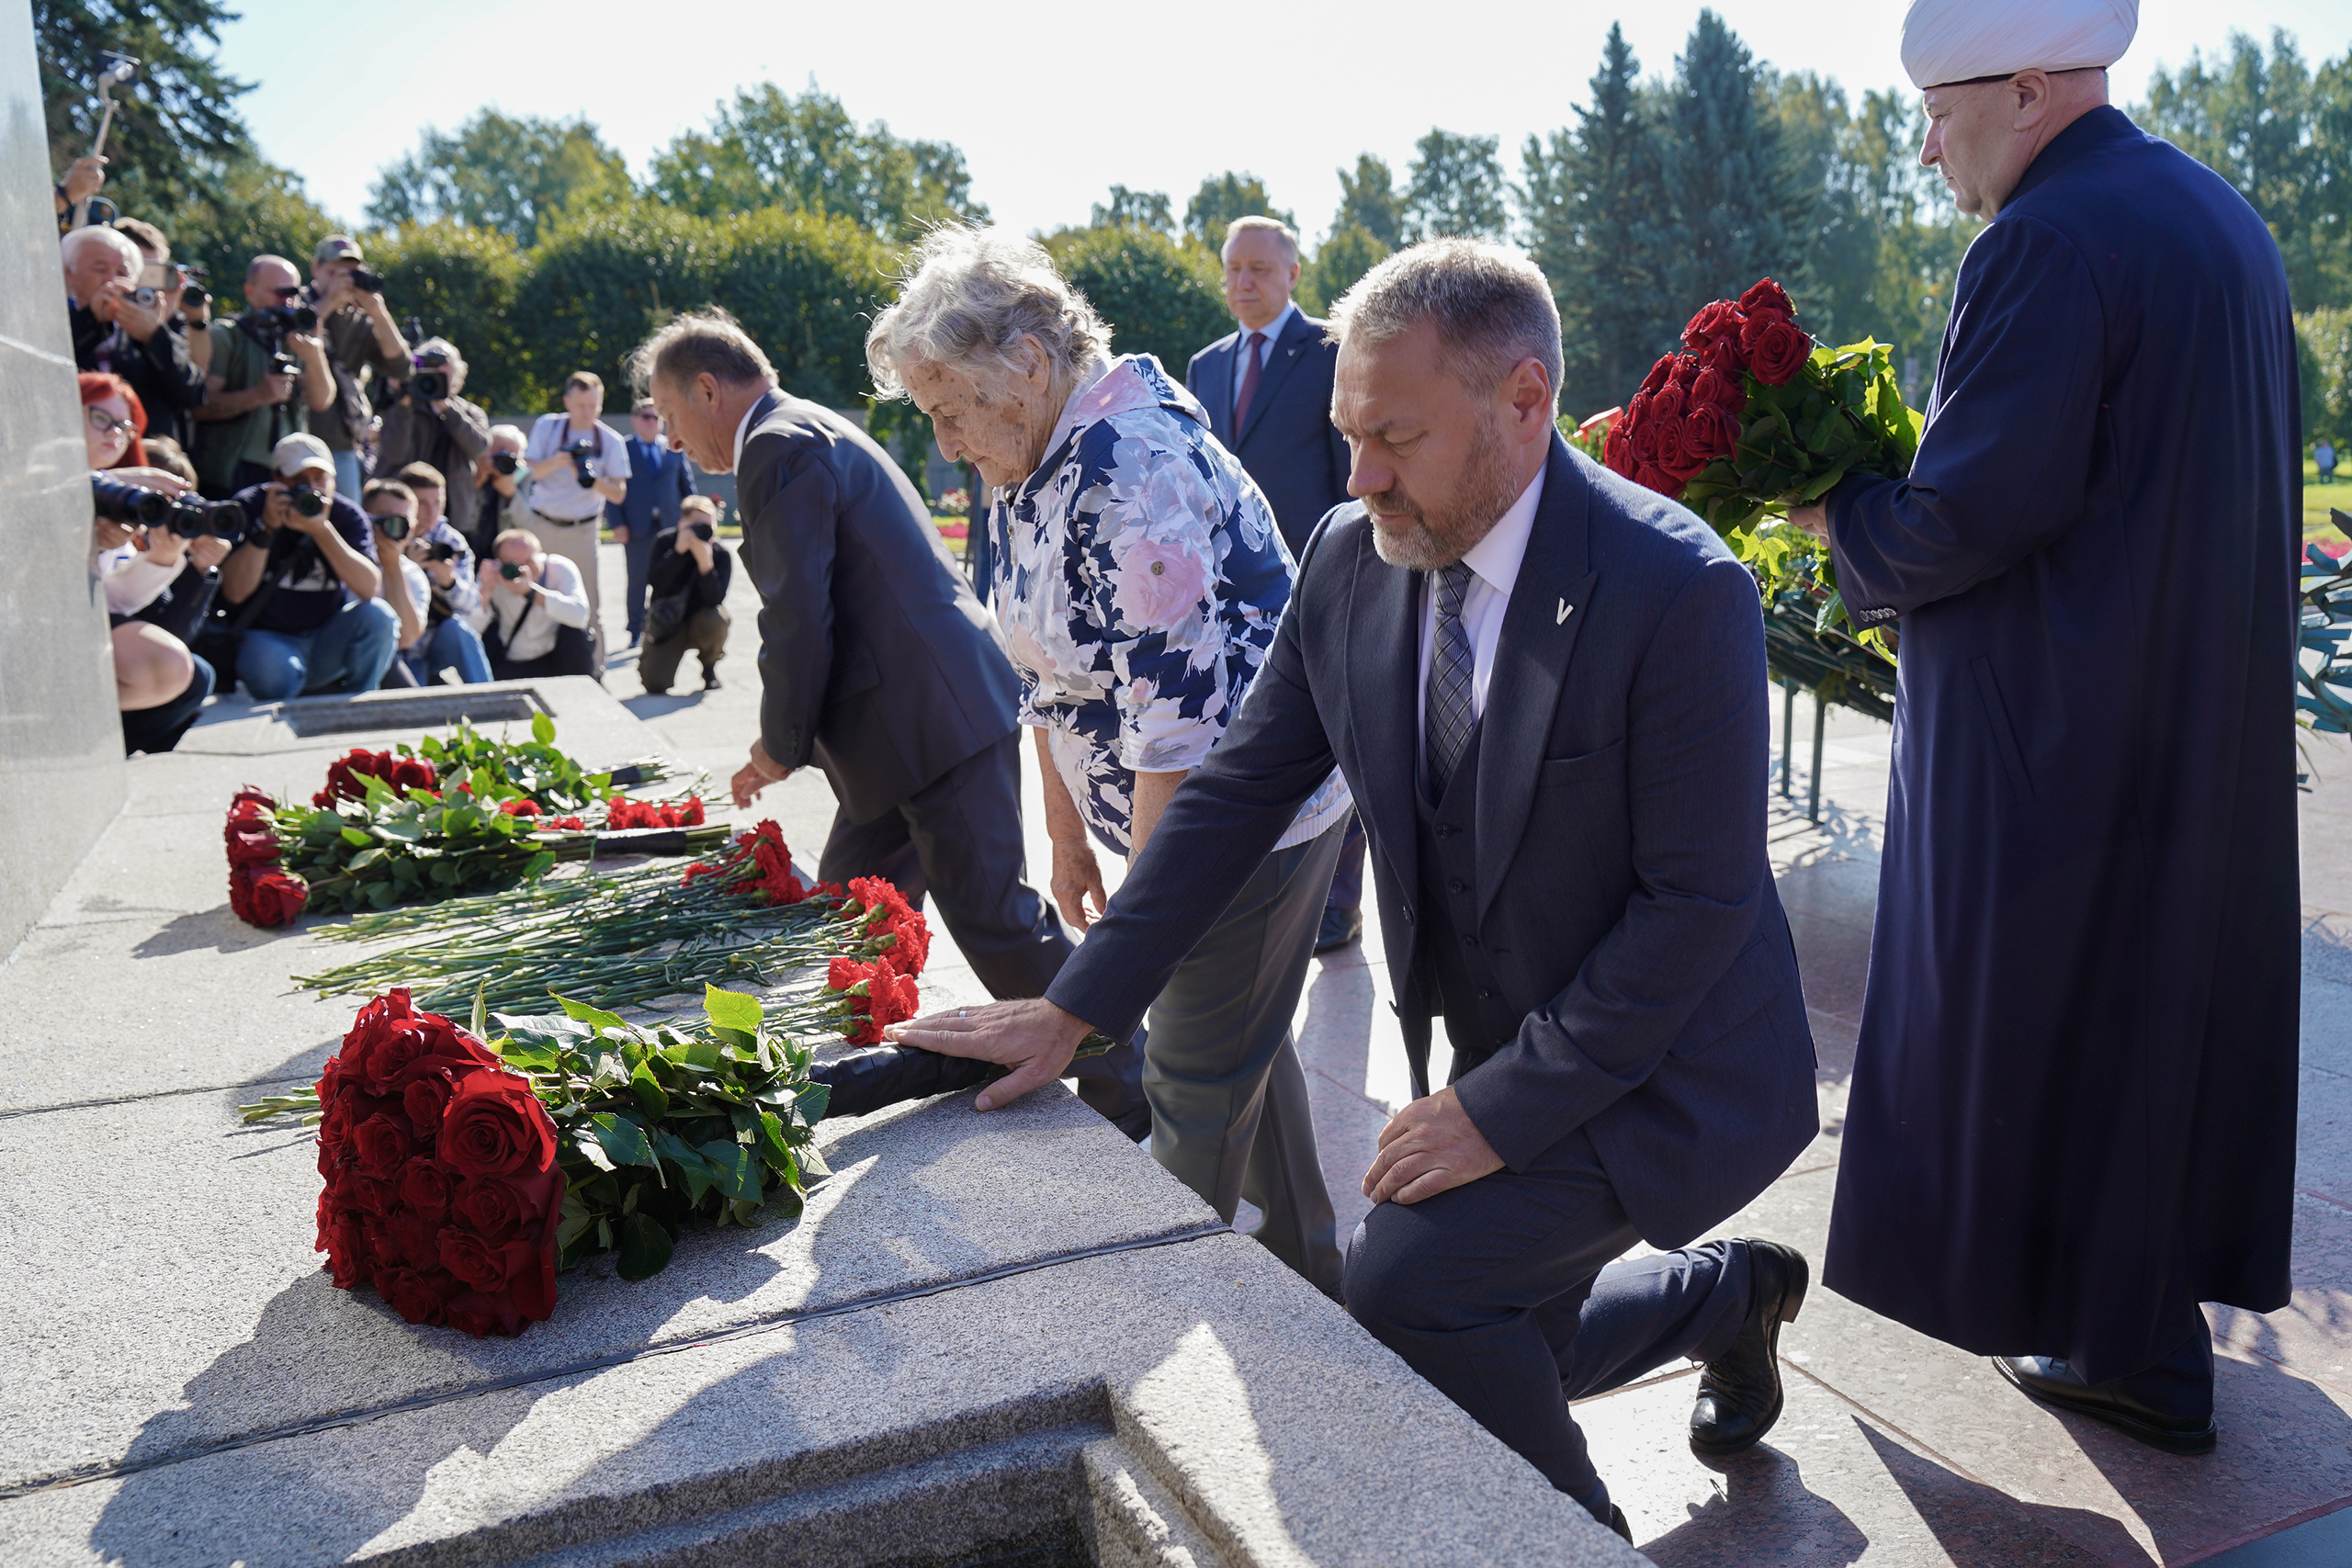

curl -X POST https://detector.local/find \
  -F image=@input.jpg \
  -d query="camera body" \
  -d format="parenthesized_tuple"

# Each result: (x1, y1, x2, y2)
(424, 539, 458, 563)
(490, 450, 520, 477)
(349, 266, 385, 293)
(688, 519, 715, 542)
(564, 435, 599, 489)
(285, 485, 328, 520)
(499, 559, 527, 581)
(252, 302, 317, 336)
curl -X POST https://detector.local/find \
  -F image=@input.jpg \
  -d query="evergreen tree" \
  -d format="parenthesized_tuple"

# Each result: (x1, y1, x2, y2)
(1521, 24, 1670, 413)
(36, 0, 254, 214)
(370, 112, 632, 248)
(1643, 11, 1812, 326)
(1091, 186, 1175, 234)
(1185, 173, 1294, 249)
(1334, 154, 1406, 250)
(647, 83, 984, 241)
(1405, 129, 1507, 242)
(1770, 72, 1876, 347)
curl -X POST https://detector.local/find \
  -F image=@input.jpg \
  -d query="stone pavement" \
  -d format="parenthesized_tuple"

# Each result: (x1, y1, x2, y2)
(593, 546, 2352, 1563)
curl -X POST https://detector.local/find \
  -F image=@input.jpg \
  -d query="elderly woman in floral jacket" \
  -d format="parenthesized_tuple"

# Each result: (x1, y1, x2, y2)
(867, 227, 1352, 1293)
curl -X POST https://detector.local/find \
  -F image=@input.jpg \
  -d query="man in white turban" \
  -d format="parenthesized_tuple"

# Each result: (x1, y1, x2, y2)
(1790, 0, 2301, 1458)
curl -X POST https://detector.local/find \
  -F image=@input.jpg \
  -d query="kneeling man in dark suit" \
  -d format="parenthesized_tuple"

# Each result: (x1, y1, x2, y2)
(894, 241, 1817, 1534)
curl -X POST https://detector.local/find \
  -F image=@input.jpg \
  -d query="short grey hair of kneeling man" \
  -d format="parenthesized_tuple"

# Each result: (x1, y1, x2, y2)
(1327, 239, 1563, 412)
(866, 225, 1113, 400)
(627, 307, 776, 391)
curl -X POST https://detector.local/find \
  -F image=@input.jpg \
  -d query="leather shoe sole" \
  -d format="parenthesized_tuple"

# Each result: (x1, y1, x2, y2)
(1690, 1238, 1809, 1458)
(1993, 1355, 2218, 1456)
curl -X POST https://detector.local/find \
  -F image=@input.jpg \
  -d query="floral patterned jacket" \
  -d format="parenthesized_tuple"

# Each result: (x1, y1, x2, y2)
(991, 354, 1351, 857)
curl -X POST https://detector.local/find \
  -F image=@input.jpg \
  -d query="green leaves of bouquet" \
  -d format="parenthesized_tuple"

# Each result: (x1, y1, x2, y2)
(418, 712, 618, 814)
(487, 984, 831, 1280)
(1679, 338, 1921, 539)
(276, 769, 569, 915)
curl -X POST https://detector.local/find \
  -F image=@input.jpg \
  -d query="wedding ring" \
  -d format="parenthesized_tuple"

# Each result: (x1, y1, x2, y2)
(956, 1009, 969, 1020)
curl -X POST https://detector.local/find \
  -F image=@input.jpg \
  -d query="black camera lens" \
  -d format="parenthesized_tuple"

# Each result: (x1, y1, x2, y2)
(90, 476, 170, 526)
(350, 266, 383, 292)
(181, 283, 208, 310)
(371, 510, 412, 540)
(499, 560, 526, 581)
(689, 520, 715, 542)
(411, 369, 450, 402)
(425, 540, 458, 562)
(129, 286, 159, 309)
(286, 304, 317, 332)
(288, 485, 328, 519)
(162, 496, 252, 542)
(490, 451, 519, 476)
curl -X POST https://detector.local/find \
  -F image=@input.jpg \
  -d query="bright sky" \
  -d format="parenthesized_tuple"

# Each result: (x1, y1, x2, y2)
(215, 0, 2352, 242)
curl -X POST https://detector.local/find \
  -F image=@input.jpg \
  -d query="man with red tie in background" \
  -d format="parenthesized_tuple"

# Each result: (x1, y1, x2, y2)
(1189, 215, 1364, 953)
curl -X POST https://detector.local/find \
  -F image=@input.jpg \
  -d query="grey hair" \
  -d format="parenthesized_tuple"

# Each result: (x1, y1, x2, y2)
(1222, 214, 1299, 264)
(627, 307, 775, 392)
(866, 225, 1112, 400)
(413, 335, 468, 394)
(61, 224, 141, 272)
(1327, 239, 1562, 411)
(486, 423, 527, 450)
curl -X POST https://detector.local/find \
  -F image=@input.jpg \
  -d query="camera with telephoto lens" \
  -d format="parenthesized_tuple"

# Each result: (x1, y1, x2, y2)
(160, 495, 256, 543)
(499, 559, 526, 581)
(688, 519, 714, 542)
(91, 475, 169, 527)
(369, 510, 411, 541)
(564, 435, 599, 489)
(408, 350, 451, 404)
(490, 450, 519, 477)
(253, 302, 317, 335)
(90, 478, 253, 544)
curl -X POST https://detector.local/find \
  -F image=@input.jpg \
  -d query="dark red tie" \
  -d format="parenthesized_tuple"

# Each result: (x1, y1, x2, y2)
(1234, 330, 1269, 431)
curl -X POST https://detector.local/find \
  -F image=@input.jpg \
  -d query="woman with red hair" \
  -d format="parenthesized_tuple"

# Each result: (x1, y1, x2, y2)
(80, 370, 149, 471)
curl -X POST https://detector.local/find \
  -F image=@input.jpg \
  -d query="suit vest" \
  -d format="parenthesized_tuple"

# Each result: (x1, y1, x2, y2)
(1413, 722, 1521, 1076)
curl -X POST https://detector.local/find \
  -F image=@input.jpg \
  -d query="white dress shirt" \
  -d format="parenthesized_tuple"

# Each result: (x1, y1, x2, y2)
(1415, 468, 1545, 769)
(731, 389, 776, 473)
(1228, 302, 1298, 403)
(467, 551, 592, 662)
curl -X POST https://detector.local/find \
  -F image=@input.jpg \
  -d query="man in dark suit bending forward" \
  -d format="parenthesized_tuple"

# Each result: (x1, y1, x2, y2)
(893, 242, 1816, 1537)
(632, 307, 1145, 1135)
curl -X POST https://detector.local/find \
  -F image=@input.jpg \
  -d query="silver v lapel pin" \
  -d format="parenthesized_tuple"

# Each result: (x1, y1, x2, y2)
(1556, 599, 1575, 625)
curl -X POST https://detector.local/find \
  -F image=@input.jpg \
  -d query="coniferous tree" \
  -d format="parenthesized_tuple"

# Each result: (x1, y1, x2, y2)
(1405, 129, 1508, 242)
(36, 0, 253, 212)
(1334, 154, 1407, 250)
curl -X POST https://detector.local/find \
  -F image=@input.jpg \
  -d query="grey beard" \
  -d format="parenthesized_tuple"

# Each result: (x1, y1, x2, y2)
(1365, 415, 1524, 571)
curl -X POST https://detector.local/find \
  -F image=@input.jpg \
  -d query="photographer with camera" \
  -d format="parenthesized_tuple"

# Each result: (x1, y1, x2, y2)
(376, 336, 490, 535)
(524, 371, 629, 662)
(307, 237, 412, 498)
(211, 434, 395, 699)
(469, 527, 596, 681)
(639, 494, 731, 696)
(470, 424, 529, 558)
(62, 225, 209, 456)
(192, 255, 334, 498)
(362, 479, 493, 687)
(114, 219, 211, 378)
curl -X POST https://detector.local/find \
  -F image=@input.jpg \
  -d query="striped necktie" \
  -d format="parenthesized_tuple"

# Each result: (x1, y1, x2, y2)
(1426, 561, 1476, 798)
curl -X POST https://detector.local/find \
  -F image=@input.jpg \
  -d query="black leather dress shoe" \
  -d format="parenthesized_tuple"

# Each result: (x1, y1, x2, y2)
(1690, 1238, 1809, 1457)
(1994, 1356, 2218, 1455)
(1607, 1505, 1633, 1543)
(1315, 905, 1363, 953)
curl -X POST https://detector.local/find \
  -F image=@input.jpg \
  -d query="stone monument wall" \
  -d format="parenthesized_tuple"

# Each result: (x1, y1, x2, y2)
(0, 0, 129, 959)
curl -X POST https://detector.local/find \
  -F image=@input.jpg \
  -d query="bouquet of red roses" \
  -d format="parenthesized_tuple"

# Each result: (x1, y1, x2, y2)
(308, 988, 564, 1337)
(225, 787, 310, 928)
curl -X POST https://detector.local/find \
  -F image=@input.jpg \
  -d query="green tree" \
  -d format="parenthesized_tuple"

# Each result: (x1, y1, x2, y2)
(647, 83, 983, 240)
(1644, 11, 1813, 322)
(364, 220, 529, 412)
(1521, 23, 1671, 413)
(168, 156, 339, 296)
(368, 111, 631, 248)
(1300, 225, 1390, 314)
(2142, 31, 2351, 310)
(1041, 224, 1228, 372)
(2302, 308, 2352, 446)
(1405, 129, 1507, 242)
(1091, 186, 1175, 233)
(1334, 153, 1406, 250)
(1184, 172, 1294, 248)
(35, 0, 254, 219)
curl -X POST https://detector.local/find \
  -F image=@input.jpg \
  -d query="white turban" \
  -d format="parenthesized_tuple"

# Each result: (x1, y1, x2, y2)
(1902, 0, 2138, 89)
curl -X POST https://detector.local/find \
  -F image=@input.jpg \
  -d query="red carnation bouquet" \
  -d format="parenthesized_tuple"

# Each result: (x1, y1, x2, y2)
(225, 787, 309, 928)
(1600, 278, 1921, 634)
(311, 989, 563, 1336)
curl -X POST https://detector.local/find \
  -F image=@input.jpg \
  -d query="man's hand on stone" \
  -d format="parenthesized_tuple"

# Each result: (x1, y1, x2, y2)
(1363, 1086, 1505, 1205)
(885, 998, 1092, 1111)
(1788, 503, 1830, 541)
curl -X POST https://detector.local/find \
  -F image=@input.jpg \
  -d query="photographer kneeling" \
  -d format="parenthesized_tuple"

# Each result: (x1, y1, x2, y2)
(213, 434, 396, 699)
(361, 477, 492, 686)
(469, 528, 595, 681)
(639, 494, 731, 695)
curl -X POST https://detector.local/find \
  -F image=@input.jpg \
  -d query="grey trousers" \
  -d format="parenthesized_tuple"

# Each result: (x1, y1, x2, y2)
(1144, 821, 1347, 1295)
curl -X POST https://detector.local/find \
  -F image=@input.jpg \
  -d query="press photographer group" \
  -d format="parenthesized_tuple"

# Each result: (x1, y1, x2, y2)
(60, 56, 729, 757)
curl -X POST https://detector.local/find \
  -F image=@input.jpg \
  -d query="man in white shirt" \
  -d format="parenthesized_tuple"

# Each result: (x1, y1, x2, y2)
(523, 370, 630, 667)
(895, 240, 1816, 1544)
(469, 529, 596, 680)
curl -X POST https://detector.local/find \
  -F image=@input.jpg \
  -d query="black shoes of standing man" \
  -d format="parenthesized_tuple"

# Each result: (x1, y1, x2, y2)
(1994, 1352, 2219, 1455)
(1690, 1238, 1810, 1458)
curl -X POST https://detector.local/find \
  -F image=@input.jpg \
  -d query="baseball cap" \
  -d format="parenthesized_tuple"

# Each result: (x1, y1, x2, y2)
(312, 235, 364, 267)
(271, 433, 334, 478)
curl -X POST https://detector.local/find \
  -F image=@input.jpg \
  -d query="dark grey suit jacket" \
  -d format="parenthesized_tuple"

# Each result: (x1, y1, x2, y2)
(736, 389, 1022, 824)
(1046, 434, 1817, 1249)
(1187, 310, 1351, 558)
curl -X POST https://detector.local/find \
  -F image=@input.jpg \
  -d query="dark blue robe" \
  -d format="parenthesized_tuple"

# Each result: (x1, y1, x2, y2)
(1821, 107, 2301, 1382)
